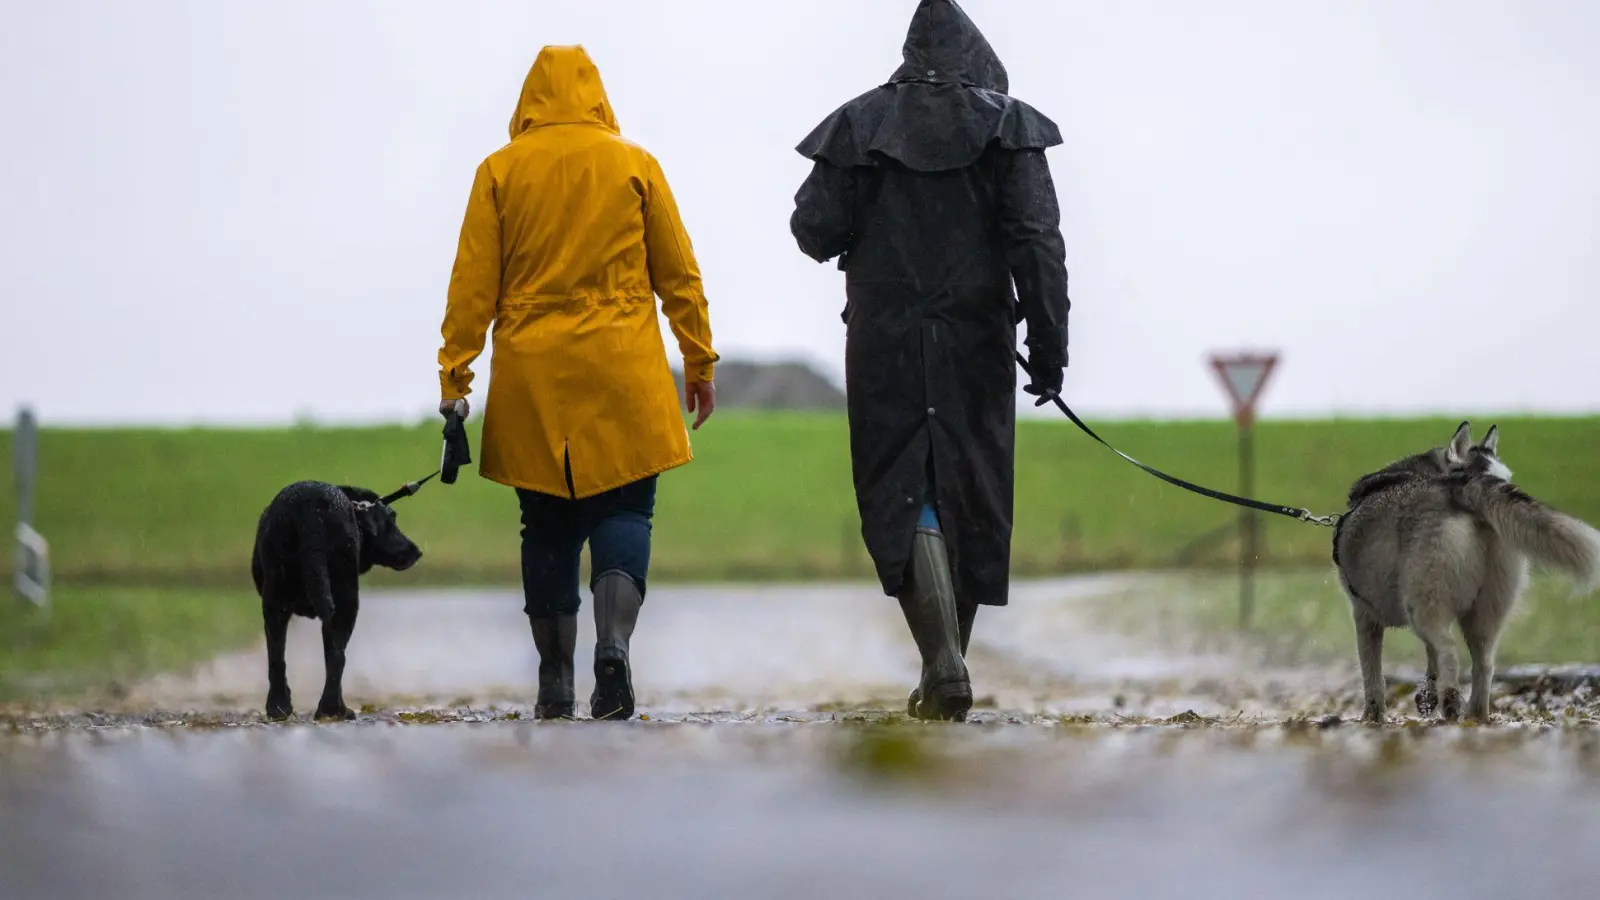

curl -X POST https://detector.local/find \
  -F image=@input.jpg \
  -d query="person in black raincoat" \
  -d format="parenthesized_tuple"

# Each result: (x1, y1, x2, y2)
(789, 0, 1070, 720)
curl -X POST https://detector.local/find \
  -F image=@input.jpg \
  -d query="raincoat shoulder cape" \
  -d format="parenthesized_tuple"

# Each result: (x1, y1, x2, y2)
(795, 0, 1063, 172)
(789, 0, 1071, 608)
(438, 46, 718, 499)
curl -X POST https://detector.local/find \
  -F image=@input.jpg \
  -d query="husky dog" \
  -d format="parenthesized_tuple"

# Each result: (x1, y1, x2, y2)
(1333, 422, 1600, 723)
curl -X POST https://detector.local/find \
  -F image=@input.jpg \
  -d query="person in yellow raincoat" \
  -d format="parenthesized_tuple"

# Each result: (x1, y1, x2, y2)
(436, 45, 719, 721)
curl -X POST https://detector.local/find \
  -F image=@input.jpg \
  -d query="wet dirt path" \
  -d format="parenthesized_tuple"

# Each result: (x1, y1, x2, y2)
(4, 578, 1599, 899)
(104, 574, 1334, 723)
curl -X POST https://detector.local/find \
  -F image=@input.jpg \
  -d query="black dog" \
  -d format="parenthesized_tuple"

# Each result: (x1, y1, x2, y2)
(250, 481, 422, 721)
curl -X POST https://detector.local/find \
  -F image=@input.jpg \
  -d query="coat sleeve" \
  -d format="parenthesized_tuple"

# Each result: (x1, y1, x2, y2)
(438, 160, 503, 401)
(996, 149, 1071, 368)
(643, 153, 719, 385)
(789, 160, 855, 264)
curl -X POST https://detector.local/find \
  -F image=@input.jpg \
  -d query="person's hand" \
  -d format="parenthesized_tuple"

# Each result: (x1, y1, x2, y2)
(686, 381, 715, 430)
(1022, 364, 1064, 407)
(439, 398, 469, 419)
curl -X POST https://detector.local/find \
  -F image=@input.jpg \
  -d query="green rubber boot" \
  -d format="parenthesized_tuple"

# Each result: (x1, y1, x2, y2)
(909, 599, 979, 716)
(899, 528, 972, 722)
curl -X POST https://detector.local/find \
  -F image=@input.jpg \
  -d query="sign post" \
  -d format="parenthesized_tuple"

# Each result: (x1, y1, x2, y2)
(14, 407, 50, 612)
(1208, 353, 1279, 630)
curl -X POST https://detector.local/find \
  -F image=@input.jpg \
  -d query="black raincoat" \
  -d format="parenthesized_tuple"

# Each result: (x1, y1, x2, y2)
(789, 0, 1070, 607)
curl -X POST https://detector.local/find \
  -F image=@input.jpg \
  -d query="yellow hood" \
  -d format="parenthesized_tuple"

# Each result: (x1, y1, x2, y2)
(509, 45, 619, 139)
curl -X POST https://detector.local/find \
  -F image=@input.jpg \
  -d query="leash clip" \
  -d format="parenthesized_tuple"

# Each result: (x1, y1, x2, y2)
(1298, 510, 1341, 527)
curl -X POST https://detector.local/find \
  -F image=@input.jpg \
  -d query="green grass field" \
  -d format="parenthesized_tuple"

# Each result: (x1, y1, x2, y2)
(3, 413, 1599, 586)
(0, 587, 260, 703)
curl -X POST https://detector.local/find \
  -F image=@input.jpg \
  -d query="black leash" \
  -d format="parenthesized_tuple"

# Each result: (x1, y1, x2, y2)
(379, 470, 438, 506)
(376, 404, 472, 505)
(1015, 353, 1341, 527)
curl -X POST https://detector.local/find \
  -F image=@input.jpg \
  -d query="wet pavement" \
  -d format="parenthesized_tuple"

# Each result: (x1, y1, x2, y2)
(3, 578, 1599, 899)
(121, 576, 1170, 717)
(111, 575, 1314, 721)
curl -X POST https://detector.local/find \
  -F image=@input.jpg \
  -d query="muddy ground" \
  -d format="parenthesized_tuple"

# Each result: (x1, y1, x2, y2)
(3, 577, 1599, 899)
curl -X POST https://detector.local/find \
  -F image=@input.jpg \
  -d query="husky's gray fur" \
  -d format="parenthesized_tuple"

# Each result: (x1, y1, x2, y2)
(1333, 422, 1600, 723)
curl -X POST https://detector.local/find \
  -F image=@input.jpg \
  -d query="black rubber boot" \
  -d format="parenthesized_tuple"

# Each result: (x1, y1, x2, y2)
(899, 528, 972, 722)
(529, 614, 576, 720)
(590, 571, 642, 721)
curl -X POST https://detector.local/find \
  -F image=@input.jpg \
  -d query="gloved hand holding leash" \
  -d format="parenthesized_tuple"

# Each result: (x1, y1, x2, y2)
(1021, 358, 1063, 407)
(437, 399, 473, 485)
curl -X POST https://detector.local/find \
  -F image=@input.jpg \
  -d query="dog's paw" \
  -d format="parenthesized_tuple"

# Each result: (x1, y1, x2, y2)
(1361, 700, 1386, 725)
(1439, 688, 1463, 723)
(313, 704, 356, 722)
(265, 694, 294, 722)
(1413, 686, 1439, 718)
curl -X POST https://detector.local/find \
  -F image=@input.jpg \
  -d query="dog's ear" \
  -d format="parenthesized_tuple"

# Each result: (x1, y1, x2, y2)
(1447, 421, 1472, 465)
(339, 486, 383, 511)
(1480, 424, 1499, 456)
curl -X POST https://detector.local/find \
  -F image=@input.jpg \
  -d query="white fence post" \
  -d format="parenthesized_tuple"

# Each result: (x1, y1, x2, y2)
(14, 406, 49, 612)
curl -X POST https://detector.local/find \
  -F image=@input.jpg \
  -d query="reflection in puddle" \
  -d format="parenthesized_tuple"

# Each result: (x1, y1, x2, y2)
(3, 723, 1598, 900)
(5, 579, 1598, 898)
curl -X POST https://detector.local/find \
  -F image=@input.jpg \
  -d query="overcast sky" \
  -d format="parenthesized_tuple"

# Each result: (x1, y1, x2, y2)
(3, 0, 1597, 425)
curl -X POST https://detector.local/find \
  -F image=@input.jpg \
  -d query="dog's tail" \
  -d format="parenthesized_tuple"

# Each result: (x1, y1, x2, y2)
(1458, 477, 1600, 593)
(299, 526, 336, 620)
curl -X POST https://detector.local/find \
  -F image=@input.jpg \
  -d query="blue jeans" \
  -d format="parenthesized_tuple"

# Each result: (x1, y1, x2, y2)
(919, 459, 943, 533)
(516, 476, 656, 619)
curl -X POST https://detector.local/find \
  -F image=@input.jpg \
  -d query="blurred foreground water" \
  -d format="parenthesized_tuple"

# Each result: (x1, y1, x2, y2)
(3, 580, 1597, 899)
(4, 722, 1597, 899)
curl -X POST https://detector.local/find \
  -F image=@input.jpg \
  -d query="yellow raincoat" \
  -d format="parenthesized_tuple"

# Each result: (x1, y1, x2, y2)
(438, 46, 718, 499)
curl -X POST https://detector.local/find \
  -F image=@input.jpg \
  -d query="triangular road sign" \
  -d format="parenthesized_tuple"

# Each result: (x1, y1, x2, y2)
(1209, 353, 1279, 427)
(1220, 361, 1270, 408)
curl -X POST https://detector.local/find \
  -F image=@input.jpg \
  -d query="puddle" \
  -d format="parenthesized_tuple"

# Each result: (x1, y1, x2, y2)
(2, 723, 1597, 900)
(3, 579, 1597, 898)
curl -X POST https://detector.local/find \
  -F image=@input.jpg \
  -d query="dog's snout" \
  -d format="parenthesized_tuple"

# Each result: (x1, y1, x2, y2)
(396, 542, 423, 571)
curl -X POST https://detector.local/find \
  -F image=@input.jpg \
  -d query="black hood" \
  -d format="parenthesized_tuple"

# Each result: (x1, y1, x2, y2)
(889, 0, 1008, 92)
(795, 0, 1059, 172)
